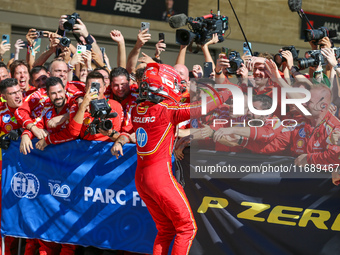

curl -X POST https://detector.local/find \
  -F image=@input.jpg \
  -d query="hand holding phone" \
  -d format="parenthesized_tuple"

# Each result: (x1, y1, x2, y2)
(159, 33, 165, 42)
(243, 42, 252, 56)
(141, 22, 150, 32)
(77, 45, 87, 54)
(2, 34, 10, 45)
(203, 62, 213, 78)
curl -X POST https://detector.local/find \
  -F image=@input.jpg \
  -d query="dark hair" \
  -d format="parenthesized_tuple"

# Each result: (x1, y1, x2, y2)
(152, 58, 163, 64)
(30, 66, 48, 77)
(9, 60, 29, 77)
(94, 67, 109, 76)
(109, 67, 130, 83)
(135, 67, 145, 83)
(86, 71, 104, 83)
(252, 94, 272, 110)
(0, 62, 7, 69)
(45, 77, 64, 92)
(0, 78, 19, 94)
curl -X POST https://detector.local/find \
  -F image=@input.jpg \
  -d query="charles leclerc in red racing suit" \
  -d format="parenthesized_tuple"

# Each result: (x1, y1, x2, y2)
(125, 63, 231, 255)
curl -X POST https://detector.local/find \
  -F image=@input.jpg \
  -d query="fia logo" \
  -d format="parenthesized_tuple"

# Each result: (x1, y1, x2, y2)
(11, 172, 40, 199)
(136, 127, 148, 147)
(48, 182, 71, 198)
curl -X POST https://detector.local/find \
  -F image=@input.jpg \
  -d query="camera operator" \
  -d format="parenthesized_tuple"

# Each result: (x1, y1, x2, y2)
(68, 71, 123, 141)
(215, 52, 248, 87)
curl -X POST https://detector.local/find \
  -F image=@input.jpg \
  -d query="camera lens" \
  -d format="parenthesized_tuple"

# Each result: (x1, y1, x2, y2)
(99, 119, 113, 131)
(274, 53, 283, 67)
(298, 57, 317, 70)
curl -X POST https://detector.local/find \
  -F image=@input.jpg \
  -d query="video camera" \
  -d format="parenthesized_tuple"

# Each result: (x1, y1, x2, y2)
(169, 13, 228, 45)
(297, 47, 340, 70)
(88, 82, 117, 135)
(63, 12, 81, 32)
(304, 26, 337, 44)
(274, 46, 299, 68)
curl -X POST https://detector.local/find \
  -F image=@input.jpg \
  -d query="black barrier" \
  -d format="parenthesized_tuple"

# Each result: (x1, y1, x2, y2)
(178, 148, 340, 255)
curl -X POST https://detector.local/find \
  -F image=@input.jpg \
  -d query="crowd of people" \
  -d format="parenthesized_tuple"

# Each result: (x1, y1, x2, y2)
(0, 11, 339, 255)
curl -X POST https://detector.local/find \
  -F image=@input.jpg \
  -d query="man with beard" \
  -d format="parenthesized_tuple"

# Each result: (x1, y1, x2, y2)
(15, 60, 84, 141)
(20, 77, 79, 154)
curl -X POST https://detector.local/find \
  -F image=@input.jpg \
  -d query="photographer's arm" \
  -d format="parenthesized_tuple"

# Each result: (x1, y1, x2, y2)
(201, 33, 218, 71)
(127, 29, 151, 74)
(175, 45, 188, 65)
(33, 34, 59, 67)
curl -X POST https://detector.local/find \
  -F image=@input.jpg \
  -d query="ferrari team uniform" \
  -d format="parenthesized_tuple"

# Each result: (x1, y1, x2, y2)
(132, 100, 197, 255)
(22, 95, 80, 145)
(242, 111, 340, 164)
(131, 94, 231, 254)
(15, 81, 84, 129)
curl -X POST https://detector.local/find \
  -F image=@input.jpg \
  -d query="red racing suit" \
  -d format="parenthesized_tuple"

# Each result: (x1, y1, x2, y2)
(131, 87, 231, 254)
(22, 95, 80, 145)
(242, 111, 340, 164)
(131, 100, 197, 255)
(15, 81, 84, 129)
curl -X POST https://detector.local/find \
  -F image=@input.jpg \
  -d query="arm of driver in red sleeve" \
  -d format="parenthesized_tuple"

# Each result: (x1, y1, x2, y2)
(169, 87, 233, 126)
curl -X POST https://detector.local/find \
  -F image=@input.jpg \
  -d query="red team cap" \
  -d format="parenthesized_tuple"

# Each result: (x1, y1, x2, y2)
(139, 63, 184, 103)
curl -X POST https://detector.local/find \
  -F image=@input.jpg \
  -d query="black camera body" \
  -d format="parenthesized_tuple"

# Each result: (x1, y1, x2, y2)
(63, 13, 80, 32)
(298, 50, 324, 70)
(274, 46, 299, 67)
(226, 51, 244, 74)
(304, 26, 337, 44)
(176, 14, 228, 45)
(298, 47, 340, 70)
(59, 37, 71, 47)
(89, 99, 117, 135)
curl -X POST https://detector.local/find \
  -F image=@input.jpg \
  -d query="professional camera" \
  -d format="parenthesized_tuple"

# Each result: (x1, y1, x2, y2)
(63, 12, 80, 32)
(88, 99, 118, 135)
(274, 46, 299, 67)
(297, 50, 324, 70)
(304, 26, 337, 43)
(298, 47, 340, 70)
(88, 82, 117, 135)
(226, 51, 244, 74)
(169, 13, 228, 45)
(59, 37, 71, 47)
